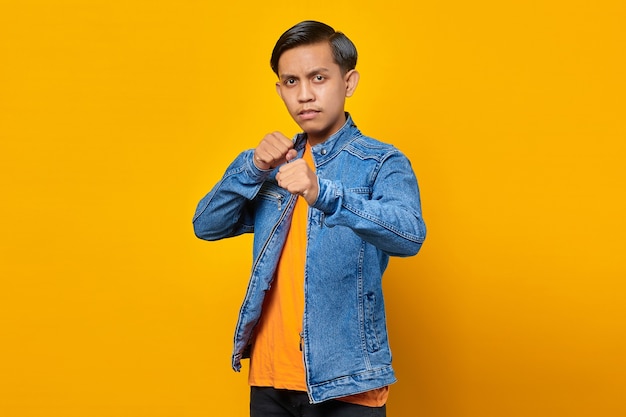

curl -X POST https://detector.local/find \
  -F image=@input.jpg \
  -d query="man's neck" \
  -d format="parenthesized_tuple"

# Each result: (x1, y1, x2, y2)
(306, 115, 348, 147)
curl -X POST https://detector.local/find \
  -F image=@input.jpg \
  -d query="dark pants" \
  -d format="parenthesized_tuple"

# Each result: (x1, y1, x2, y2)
(250, 387, 387, 417)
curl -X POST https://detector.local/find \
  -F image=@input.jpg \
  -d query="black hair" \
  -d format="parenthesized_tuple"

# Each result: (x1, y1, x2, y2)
(270, 20, 358, 76)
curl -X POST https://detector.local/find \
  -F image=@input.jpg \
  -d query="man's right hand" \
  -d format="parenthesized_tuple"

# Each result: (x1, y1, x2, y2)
(253, 132, 297, 170)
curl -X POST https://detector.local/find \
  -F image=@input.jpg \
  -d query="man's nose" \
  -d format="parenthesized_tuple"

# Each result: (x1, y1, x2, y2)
(297, 82, 314, 102)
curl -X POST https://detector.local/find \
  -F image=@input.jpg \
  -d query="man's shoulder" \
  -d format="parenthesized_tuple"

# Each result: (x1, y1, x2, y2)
(346, 132, 399, 157)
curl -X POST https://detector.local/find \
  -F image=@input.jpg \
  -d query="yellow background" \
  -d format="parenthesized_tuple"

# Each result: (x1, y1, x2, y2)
(1, 1, 624, 416)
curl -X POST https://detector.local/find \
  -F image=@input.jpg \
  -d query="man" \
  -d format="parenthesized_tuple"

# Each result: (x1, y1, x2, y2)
(193, 20, 426, 417)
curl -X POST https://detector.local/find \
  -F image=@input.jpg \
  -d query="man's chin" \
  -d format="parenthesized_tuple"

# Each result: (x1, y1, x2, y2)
(292, 119, 333, 143)
(294, 120, 320, 135)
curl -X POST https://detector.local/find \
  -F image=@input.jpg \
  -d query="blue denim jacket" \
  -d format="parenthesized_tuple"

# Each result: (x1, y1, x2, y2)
(193, 114, 426, 403)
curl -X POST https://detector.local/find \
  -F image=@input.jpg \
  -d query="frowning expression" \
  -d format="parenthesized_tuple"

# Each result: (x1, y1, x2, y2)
(276, 42, 359, 146)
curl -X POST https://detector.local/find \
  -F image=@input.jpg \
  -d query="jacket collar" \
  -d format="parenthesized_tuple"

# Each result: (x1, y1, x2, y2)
(294, 113, 360, 166)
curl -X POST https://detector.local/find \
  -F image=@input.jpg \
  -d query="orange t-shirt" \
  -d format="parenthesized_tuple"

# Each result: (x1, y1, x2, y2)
(248, 142, 388, 407)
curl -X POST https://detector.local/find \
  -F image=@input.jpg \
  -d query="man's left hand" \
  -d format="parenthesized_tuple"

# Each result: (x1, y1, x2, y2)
(276, 159, 319, 205)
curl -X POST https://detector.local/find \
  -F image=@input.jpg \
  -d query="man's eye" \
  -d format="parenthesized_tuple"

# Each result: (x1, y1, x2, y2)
(285, 79, 296, 85)
(314, 75, 324, 81)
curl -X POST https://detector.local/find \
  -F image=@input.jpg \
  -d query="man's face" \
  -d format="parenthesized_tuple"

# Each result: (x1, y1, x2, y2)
(275, 42, 359, 145)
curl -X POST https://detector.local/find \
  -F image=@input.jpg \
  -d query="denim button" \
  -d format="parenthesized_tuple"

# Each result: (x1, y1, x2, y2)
(321, 149, 327, 155)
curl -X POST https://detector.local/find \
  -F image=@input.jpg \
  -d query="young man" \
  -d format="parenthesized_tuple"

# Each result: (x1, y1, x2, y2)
(193, 20, 426, 417)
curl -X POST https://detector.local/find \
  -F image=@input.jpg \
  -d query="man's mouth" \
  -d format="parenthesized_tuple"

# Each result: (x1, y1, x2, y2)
(298, 109, 320, 120)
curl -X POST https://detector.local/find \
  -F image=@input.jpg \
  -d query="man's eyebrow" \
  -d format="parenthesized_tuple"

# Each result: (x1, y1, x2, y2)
(279, 73, 298, 81)
(309, 67, 331, 75)
(279, 67, 331, 81)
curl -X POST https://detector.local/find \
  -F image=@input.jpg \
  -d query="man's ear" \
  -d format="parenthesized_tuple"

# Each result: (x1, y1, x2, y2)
(275, 82, 282, 99)
(345, 70, 360, 98)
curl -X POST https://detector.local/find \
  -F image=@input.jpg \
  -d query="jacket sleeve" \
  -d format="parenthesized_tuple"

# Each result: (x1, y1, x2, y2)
(193, 150, 271, 241)
(313, 150, 426, 257)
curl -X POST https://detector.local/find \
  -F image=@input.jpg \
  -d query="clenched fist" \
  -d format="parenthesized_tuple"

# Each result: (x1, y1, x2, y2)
(253, 132, 297, 170)
(276, 159, 319, 206)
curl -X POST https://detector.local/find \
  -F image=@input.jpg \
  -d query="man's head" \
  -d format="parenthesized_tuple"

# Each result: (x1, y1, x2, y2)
(272, 21, 360, 145)
(270, 20, 358, 77)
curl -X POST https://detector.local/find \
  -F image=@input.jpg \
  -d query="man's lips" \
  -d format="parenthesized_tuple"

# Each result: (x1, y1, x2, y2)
(298, 109, 321, 120)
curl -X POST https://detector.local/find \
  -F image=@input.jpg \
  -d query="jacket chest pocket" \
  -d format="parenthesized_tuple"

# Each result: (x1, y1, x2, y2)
(347, 186, 372, 199)
(256, 183, 287, 211)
